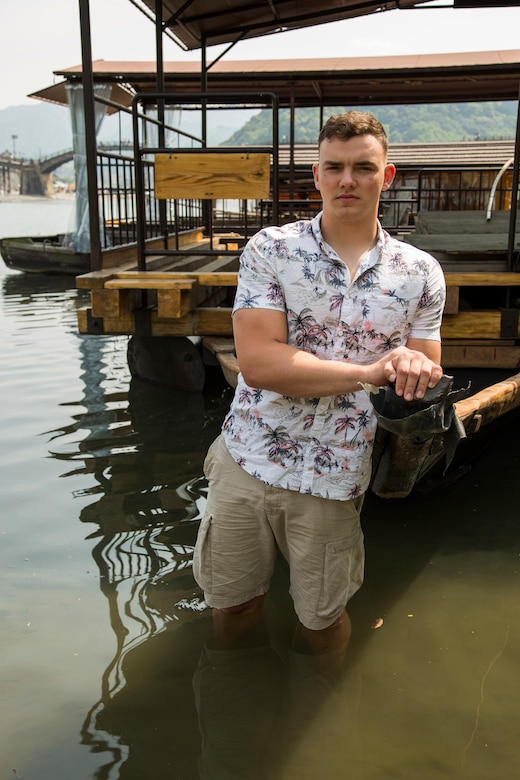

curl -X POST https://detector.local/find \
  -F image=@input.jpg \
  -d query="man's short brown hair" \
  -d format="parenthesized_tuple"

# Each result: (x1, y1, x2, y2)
(318, 111, 388, 155)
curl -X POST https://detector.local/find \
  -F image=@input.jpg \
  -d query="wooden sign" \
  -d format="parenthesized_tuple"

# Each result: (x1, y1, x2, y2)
(155, 152, 270, 199)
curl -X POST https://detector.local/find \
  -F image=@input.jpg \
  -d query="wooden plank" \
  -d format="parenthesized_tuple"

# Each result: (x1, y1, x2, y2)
(444, 286, 459, 314)
(99, 230, 207, 269)
(441, 311, 502, 339)
(415, 211, 514, 235)
(444, 272, 520, 286)
(442, 344, 520, 369)
(157, 288, 193, 319)
(104, 277, 195, 291)
(91, 288, 134, 319)
(77, 307, 90, 334)
(151, 307, 233, 337)
(155, 152, 270, 199)
(76, 269, 119, 290)
(405, 233, 519, 253)
(193, 308, 233, 334)
(102, 313, 136, 333)
(111, 270, 239, 287)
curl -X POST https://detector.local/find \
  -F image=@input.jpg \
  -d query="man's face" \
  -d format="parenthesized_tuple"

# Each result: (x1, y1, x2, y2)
(312, 134, 395, 224)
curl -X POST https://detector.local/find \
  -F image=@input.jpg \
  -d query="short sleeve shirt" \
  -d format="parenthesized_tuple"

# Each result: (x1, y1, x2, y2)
(222, 213, 446, 501)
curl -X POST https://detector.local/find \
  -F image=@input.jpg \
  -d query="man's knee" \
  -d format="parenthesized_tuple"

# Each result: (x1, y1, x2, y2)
(217, 594, 266, 616)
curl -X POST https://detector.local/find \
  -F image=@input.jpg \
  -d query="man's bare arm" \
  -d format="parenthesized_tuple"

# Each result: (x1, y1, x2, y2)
(233, 309, 443, 399)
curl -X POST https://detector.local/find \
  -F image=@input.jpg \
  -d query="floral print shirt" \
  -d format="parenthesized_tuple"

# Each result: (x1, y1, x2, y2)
(222, 213, 445, 501)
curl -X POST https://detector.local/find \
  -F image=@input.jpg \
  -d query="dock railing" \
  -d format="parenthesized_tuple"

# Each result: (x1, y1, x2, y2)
(131, 91, 279, 272)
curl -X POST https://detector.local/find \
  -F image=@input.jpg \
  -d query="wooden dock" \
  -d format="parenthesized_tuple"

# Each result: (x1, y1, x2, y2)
(77, 256, 520, 373)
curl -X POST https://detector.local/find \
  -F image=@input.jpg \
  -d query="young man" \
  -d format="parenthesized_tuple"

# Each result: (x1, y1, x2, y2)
(193, 111, 445, 664)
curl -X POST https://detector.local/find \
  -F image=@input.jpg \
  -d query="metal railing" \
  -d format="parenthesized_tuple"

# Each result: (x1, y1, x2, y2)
(131, 91, 279, 271)
(93, 134, 515, 250)
(97, 149, 204, 249)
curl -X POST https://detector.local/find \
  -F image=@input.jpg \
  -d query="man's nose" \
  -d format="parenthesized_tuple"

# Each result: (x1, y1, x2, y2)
(339, 167, 355, 187)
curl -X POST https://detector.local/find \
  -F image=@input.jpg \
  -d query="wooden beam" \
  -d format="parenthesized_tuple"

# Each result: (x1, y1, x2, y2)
(442, 344, 520, 369)
(444, 286, 460, 314)
(444, 272, 520, 286)
(111, 270, 239, 286)
(441, 311, 502, 339)
(104, 277, 195, 291)
(151, 307, 233, 337)
(91, 288, 134, 319)
(156, 288, 193, 319)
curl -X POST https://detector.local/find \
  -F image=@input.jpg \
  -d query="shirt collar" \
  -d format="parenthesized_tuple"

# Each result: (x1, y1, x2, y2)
(311, 212, 385, 272)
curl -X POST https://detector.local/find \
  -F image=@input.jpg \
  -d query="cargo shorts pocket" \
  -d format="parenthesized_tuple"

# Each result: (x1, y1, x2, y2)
(193, 512, 213, 593)
(317, 528, 365, 621)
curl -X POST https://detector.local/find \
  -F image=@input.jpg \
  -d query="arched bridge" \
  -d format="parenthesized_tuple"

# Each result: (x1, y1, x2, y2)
(39, 141, 134, 173)
(0, 142, 134, 195)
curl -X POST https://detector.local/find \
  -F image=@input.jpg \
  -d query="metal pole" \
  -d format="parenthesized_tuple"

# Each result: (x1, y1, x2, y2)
(133, 96, 146, 272)
(506, 82, 520, 272)
(78, 0, 102, 270)
(289, 83, 296, 221)
(155, 0, 168, 246)
(272, 96, 279, 225)
(200, 40, 212, 239)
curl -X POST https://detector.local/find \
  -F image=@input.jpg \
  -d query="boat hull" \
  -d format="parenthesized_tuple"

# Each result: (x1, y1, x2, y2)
(0, 235, 90, 275)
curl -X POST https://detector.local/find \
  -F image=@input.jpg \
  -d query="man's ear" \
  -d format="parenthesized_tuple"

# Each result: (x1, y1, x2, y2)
(382, 163, 396, 191)
(312, 162, 320, 191)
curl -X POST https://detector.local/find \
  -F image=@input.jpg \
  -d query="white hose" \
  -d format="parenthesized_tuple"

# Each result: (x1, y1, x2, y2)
(486, 157, 514, 220)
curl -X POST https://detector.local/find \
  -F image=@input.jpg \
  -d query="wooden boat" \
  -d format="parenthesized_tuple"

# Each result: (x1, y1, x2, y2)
(202, 337, 520, 498)
(0, 234, 89, 275)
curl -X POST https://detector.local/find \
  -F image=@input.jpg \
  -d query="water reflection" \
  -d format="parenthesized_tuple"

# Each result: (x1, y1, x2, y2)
(193, 638, 364, 780)
(43, 322, 232, 777)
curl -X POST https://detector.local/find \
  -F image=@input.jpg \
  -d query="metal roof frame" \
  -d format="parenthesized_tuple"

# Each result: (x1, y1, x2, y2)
(129, 0, 428, 51)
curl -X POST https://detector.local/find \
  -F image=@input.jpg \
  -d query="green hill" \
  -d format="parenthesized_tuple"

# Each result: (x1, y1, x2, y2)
(222, 101, 517, 145)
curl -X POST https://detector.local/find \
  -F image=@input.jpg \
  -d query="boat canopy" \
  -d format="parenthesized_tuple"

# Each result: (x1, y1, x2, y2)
(130, 0, 433, 51)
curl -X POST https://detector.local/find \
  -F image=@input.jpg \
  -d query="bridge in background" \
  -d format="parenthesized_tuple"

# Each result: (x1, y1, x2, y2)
(0, 142, 133, 196)
(38, 141, 133, 173)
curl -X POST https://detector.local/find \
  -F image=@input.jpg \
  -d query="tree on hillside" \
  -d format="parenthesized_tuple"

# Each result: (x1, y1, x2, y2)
(221, 102, 517, 146)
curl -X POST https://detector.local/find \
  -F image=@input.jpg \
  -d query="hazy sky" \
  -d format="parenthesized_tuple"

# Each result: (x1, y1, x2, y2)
(2, 0, 520, 110)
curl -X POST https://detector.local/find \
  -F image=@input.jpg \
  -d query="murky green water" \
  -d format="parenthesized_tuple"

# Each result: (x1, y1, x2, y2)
(1, 199, 519, 780)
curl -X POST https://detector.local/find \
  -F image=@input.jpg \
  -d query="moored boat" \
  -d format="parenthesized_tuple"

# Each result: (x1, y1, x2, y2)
(203, 337, 520, 498)
(0, 234, 89, 275)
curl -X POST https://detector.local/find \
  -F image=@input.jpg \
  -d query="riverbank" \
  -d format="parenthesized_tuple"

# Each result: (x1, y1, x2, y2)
(0, 192, 75, 203)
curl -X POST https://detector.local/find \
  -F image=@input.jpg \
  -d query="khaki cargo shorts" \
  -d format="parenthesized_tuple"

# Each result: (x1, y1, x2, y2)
(193, 435, 365, 631)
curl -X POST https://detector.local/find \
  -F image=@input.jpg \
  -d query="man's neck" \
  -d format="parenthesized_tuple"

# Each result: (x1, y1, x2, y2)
(320, 214, 379, 276)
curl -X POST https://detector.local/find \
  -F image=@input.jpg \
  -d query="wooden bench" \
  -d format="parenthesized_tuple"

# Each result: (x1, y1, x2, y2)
(82, 267, 239, 327)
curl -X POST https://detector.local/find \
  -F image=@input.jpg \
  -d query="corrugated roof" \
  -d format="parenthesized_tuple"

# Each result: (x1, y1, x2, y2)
(281, 141, 516, 169)
(389, 140, 516, 167)
(53, 51, 520, 106)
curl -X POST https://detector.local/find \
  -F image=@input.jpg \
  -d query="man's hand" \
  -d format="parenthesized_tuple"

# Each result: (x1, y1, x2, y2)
(377, 345, 443, 401)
